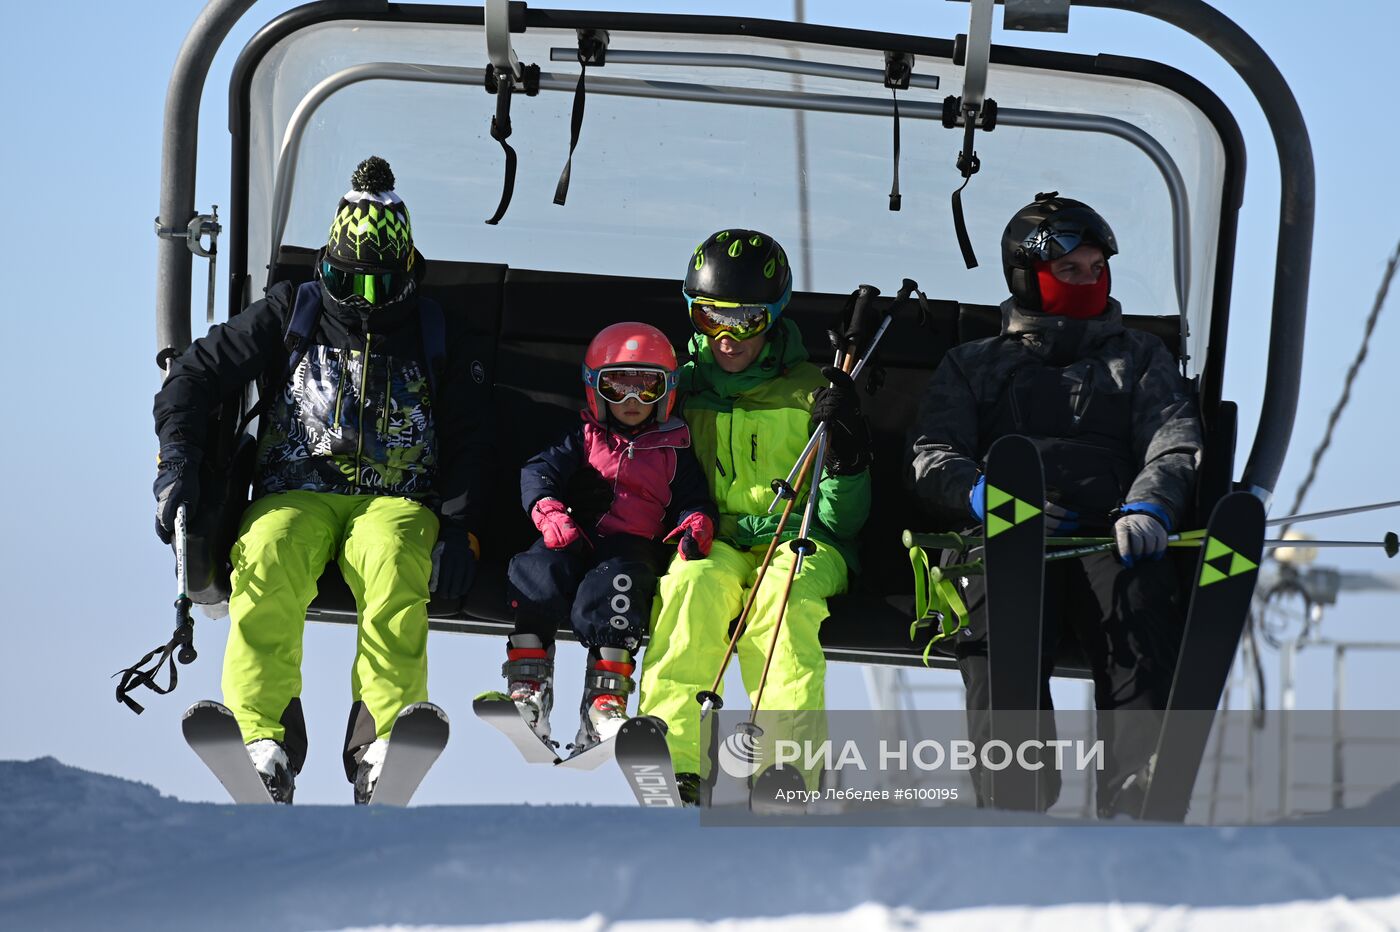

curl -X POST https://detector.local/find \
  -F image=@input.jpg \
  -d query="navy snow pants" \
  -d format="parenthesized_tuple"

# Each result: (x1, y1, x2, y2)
(506, 533, 663, 651)
(954, 550, 1186, 814)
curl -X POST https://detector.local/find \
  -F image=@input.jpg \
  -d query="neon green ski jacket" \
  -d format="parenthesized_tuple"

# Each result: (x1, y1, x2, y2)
(678, 318, 871, 571)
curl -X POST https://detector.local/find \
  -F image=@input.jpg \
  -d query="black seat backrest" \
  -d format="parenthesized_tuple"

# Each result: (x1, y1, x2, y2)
(264, 251, 1180, 592)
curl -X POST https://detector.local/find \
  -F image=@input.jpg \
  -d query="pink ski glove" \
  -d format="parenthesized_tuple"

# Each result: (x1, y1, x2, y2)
(665, 512, 715, 560)
(531, 498, 583, 550)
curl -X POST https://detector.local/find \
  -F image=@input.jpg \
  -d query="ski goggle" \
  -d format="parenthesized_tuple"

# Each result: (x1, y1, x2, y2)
(686, 297, 775, 342)
(587, 366, 677, 405)
(320, 259, 402, 306)
(1020, 208, 1119, 263)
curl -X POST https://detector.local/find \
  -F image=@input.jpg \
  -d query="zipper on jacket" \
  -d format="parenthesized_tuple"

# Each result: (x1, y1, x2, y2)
(751, 433, 758, 463)
(380, 355, 392, 436)
(715, 458, 726, 477)
(332, 353, 345, 429)
(354, 330, 372, 493)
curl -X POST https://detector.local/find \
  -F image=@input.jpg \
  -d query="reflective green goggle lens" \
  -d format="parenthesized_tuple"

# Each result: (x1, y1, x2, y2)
(688, 300, 771, 342)
(321, 260, 397, 305)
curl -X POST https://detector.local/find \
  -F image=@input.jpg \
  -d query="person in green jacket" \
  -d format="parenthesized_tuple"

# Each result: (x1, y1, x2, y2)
(638, 229, 873, 802)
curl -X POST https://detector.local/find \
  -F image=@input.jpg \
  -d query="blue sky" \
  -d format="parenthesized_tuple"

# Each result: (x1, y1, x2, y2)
(4, 1, 1399, 806)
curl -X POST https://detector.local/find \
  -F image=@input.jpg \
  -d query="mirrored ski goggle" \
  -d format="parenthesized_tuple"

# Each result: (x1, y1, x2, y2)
(589, 366, 676, 405)
(686, 297, 774, 342)
(320, 260, 401, 306)
(1020, 210, 1119, 263)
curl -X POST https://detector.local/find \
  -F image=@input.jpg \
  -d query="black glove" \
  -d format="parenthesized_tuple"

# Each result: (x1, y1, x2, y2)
(153, 445, 201, 544)
(430, 526, 479, 601)
(811, 366, 873, 476)
(563, 464, 615, 528)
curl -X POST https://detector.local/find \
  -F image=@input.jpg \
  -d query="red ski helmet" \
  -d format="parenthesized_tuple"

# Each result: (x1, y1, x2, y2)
(582, 322, 680, 420)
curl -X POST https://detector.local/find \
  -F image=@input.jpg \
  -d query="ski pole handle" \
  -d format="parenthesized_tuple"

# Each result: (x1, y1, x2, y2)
(172, 504, 197, 664)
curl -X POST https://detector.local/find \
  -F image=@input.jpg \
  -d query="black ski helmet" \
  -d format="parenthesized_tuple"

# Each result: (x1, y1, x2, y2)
(1001, 193, 1118, 309)
(683, 229, 792, 309)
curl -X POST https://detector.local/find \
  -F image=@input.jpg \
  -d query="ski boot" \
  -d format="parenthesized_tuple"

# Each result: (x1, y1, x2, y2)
(353, 738, 389, 805)
(675, 772, 712, 808)
(246, 738, 295, 804)
(570, 647, 636, 754)
(504, 634, 555, 745)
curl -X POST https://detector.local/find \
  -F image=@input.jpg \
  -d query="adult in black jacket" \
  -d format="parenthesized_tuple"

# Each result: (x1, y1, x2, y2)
(908, 193, 1203, 817)
(152, 157, 493, 803)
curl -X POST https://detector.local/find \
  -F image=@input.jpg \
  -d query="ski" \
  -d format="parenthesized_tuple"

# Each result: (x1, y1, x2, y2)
(1139, 491, 1265, 822)
(181, 700, 275, 805)
(749, 764, 808, 815)
(614, 716, 684, 808)
(557, 735, 617, 771)
(473, 693, 561, 764)
(982, 434, 1047, 811)
(368, 702, 450, 807)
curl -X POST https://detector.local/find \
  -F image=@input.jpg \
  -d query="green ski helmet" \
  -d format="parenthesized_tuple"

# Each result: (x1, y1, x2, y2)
(1001, 192, 1118, 310)
(683, 229, 793, 341)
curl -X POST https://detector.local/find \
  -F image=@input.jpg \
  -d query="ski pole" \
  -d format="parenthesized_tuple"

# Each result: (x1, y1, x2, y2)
(743, 533, 815, 735)
(768, 279, 924, 512)
(697, 440, 821, 719)
(114, 505, 199, 714)
(1043, 532, 1399, 563)
(1269, 499, 1400, 529)
(770, 285, 880, 510)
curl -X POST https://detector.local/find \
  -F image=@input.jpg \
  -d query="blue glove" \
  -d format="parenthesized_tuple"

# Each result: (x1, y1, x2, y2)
(1114, 502, 1171, 567)
(153, 445, 200, 544)
(969, 476, 987, 522)
(430, 527, 479, 600)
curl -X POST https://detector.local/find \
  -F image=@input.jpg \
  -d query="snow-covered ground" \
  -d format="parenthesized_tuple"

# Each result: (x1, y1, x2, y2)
(4, 758, 1400, 932)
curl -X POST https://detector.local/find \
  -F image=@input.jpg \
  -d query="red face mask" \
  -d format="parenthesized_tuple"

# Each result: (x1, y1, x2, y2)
(1035, 261, 1110, 319)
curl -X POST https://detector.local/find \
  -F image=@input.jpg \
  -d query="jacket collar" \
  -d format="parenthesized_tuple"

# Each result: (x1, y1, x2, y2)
(1000, 296, 1126, 353)
(580, 410, 691, 449)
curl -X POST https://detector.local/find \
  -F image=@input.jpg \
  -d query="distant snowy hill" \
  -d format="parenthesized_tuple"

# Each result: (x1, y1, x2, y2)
(3, 758, 1400, 932)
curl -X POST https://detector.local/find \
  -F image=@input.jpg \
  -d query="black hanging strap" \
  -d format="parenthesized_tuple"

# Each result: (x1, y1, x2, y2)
(114, 598, 198, 715)
(883, 51, 912, 213)
(888, 88, 902, 212)
(951, 174, 977, 270)
(485, 68, 518, 226)
(483, 63, 540, 226)
(944, 94, 996, 270)
(554, 30, 608, 207)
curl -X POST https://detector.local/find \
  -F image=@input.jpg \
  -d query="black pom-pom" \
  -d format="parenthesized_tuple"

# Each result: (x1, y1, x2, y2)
(351, 156, 396, 194)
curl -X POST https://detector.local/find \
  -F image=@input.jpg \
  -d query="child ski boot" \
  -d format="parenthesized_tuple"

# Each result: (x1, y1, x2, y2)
(504, 634, 555, 744)
(570, 647, 635, 753)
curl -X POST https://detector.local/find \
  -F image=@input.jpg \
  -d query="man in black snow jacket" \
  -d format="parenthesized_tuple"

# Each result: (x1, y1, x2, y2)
(152, 157, 493, 803)
(908, 193, 1203, 817)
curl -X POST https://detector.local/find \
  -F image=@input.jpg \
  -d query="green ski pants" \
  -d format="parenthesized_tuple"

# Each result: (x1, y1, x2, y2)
(638, 539, 847, 789)
(223, 490, 437, 759)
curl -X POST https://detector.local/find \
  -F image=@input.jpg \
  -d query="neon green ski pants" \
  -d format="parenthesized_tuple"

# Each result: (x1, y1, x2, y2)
(638, 539, 847, 788)
(224, 490, 437, 746)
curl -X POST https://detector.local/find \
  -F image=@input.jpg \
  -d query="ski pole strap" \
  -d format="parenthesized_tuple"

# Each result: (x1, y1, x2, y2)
(114, 601, 197, 715)
(553, 30, 607, 206)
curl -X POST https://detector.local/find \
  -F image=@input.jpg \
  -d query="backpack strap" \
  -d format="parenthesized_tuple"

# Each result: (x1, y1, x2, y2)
(236, 281, 324, 437)
(416, 295, 447, 399)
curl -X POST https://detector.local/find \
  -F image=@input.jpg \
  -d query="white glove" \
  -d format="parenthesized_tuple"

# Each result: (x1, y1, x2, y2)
(1114, 512, 1168, 566)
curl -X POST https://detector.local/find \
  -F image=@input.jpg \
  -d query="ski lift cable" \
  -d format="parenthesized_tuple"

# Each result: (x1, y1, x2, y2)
(1281, 237, 1400, 536)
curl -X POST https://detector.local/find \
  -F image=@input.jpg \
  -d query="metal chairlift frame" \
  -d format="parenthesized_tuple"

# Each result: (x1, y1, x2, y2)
(152, 0, 1314, 669)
